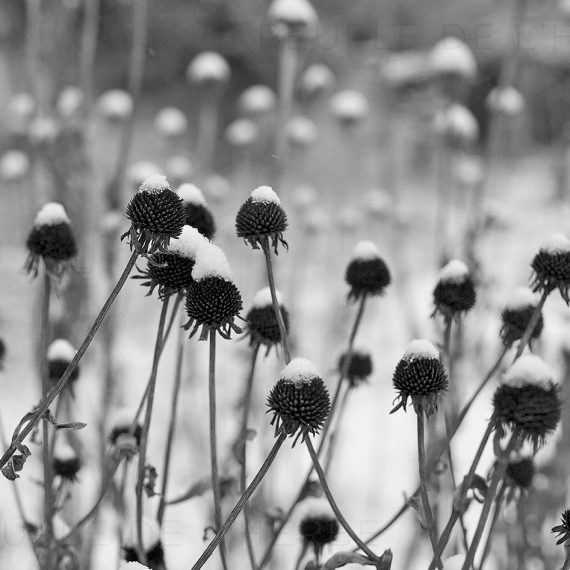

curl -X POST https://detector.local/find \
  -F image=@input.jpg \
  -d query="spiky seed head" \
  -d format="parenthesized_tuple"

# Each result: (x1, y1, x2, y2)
(552, 509, 570, 545)
(392, 339, 448, 415)
(338, 349, 373, 387)
(501, 287, 543, 346)
(120, 564, 151, 570)
(25, 202, 77, 278)
(52, 441, 81, 482)
(345, 241, 391, 301)
(531, 233, 570, 304)
(176, 183, 216, 240)
(432, 259, 476, 319)
(109, 408, 143, 452)
(123, 175, 186, 254)
(235, 186, 288, 253)
(299, 498, 339, 559)
(47, 339, 79, 385)
(505, 457, 535, 490)
(267, 358, 331, 444)
(246, 287, 289, 352)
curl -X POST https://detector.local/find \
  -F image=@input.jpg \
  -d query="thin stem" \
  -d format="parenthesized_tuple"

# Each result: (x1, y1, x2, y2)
(135, 297, 170, 564)
(162, 292, 183, 346)
(305, 437, 378, 561)
(0, 250, 139, 471)
(261, 239, 291, 363)
(514, 290, 548, 360)
(208, 331, 228, 570)
(478, 481, 506, 569)
(190, 434, 286, 570)
(417, 408, 442, 569)
(157, 299, 186, 526)
(79, 0, 100, 114)
(428, 511, 461, 570)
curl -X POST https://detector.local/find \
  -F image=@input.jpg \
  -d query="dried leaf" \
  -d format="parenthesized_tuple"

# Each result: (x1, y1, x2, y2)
(167, 477, 212, 505)
(54, 422, 87, 431)
(323, 551, 376, 569)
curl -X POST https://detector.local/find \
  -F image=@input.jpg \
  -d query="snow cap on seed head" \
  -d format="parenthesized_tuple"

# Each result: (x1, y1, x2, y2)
(503, 354, 554, 387)
(177, 183, 207, 207)
(351, 241, 380, 261)
(33, 203, 70, 227)
(434, 104, 479, 144)
(251, 185, 281, 204)
(438, 259, 469, 284)
(281, 357, 320, 386)
(330, 90, 369, 125)
(540, 233, 570, 254)
(167, 225, 208, 259)
(97, 89, 133, 120)
(345, 241, 391, 300)
(253, 287, 283, 308)
(403, 339, 440, 360)
(269, 0, 318, 38)
(429, 37, 477, 79)
(192, 241, 233, 282)
(138, 174, 170, 195)
(187, 51, 230, 85)
(300, 64, 336, 98)
(121, 563, 151, 570)
(239, 85, 277, 115)
(505, 287, 540, 310)
(154, 107, 188, 138)
(47, 339, 76, 362)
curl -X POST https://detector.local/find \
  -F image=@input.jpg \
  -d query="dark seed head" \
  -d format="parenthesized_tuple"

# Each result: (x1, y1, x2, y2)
(52, 442, 81, 482)
(246, 288, 289, 351)
(123, 517, 163, 566)
(47, 339, 79, 385)
(345, 241, 391, 301)
(299, 499, 339, 559)
(338, 349, 373, 387)
(177, 183, 216, 239)
(109, 409, 143, 449)
(501, 288, 543, 347)
(530, 234, 570, 304)
(432, 259, 476, 319)
(138, 253, 195, 299)
(505, 457, 534, 490)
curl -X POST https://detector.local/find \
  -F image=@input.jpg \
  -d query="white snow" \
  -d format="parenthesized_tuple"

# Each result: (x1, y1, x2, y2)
(97, 89, 133, 119)
(53, 440, 77, 462)
(403, 339, 440, 360)
(154, 107, 188, 138)
(52, 515, 71, 540)
(351, 241, 380, 261)
(33, 203, 70, 227)
(329, 90, 369, 121)
(167, 225, 208, 259)
(429, 36, 477, 78)
(505, 287, 540, 310)
(438, 259, 469, 284)
(443, 555, 465, 570)
(252, 287, 283, 308)
(121, 564, 151, 570)
(435, 104, 479, 141)
(47, 339, 76, 362)
(487, 86, 525, 115)
(268, 0, 318, 26)
(540, 233, 570, 254)
(108, 407, 138, 432)
(281, 357, 320, 384)
(239, 85, 276, 115)
(186, 52, 230, 84)
(300, 63, 335, 94)
(176, 183, 207, 207)
(138, 174, 170, 194)
(250, 185, 281, 204)
(124, 517, 161, 550)
(299, 497, 335, 520)
(503, 354, 554, 387)
(192, 241, 234, 281)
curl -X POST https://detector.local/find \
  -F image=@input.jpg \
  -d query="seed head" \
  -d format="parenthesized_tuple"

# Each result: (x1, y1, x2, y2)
(154, 107, 188, 139)
(25, 203, 77, 279)
(267, 358, 331, 445)
(268, 0, 318, 39)
(123, 175, 186, 255)
(97, 89, 133, 121)
(329, 90, 369, 127)
(391, 339, 448, 415)
(299, 498, 339, 560)
(500, 287, 543, 347)
(338, 348, 373, 387)
(487, 86, 525, 116)
(238, 85, 277, 115)
(186, 51, 230, 86)
(505, 457, 535, 490)
(299, 64, 336, 100)
(246, 287, 289, 354)
(530, 233, 570, 304)
(124, 517, 164, 567)
(345, 241, 391, 301)
(429, 37, 477, 80)
(432, 259, 476, 319)
(52, 441, 81, 482)
(235, 186, 288, 253)
(552, 509, 570, 545)
(47, 339, 79, 387)
(176, 184, 216, 240)
(286, 116, 318, 148)
(434, 104, 479, 147)
(109, 408, 143, 455)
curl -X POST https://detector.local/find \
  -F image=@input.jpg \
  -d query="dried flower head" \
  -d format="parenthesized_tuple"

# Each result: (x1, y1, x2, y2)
(345, 241, 391, 301)
(52, 441, 81, 482)
(246, 287, 289, 354)
(109, 408, 143, 455)
(432, 259, 476, 319)
(501, 287, 544, 347)
(123, 175, 186, 255)
(124, 517, 164, 567)
(176, 184, 216, 240)
(299, 498, 339, 560)
(25, 203, 77, 279)
(329, 90, 369, 127)
(434, 104, 479, 147)
(235, 186, 288, 253)
(429, 37, 477, 80)
(267, 358, 331, 445)
(531, 233, 570, 304)
(239, 85, 277, 115)
(47, 339, 79, 387)
(186, 51, 230, 86)
(98, 89, 133, 121)
(505, 457, 535, 490)
(338, 348, 373, 387)
(391, 339, 448, 415)
(552, 509, 570, 545)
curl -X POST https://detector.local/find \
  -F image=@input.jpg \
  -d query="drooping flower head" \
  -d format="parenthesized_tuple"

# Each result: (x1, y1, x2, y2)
(500, 287, 544, 347)
(530, 233, 570, 304)
(391, 339, 448, 415)
(47, 339, 79, 388)
(299, 64, 336, 101)
(338, 348, 373, 387)
(299, 498, 339, 562)
(235, 186, 288, 253)
(123, 175, 186, 255)
(432, 259, 476, 320)
(176, 183, 216, 240)
(246, 287, 289, 354)
(123, 517, 164, 567)
(52, 440, 81, 482)
(267, 358, 331, 445)
(345, 241, 391, 301)
(25, 202, 77, 279)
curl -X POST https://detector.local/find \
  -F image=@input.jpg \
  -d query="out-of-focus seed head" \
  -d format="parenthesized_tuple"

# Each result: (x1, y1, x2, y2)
(501, 288, 544, 347)
(123, 175, 186, 255)
(299, 498, 339, 560)
(391, 339, 448, 415)
(235, 186, 288, 254)
(531, 233, 570, 304)
(238, 85, 277, 115)
(186, 51, 230, 87)
(154, 107, 188, 138)
(0, 150, 31, 182)
(434, 104, 479, 148)
(432, 259, 476, 319)
(299, 64, 336, 100)
(165, 155, 194, 185)
(267, 358, 331, 444)
(97, 89, 133, 122)
(225, 118, 259, 148)
(268, 0, 318, 39)
(47, 339, 79, 386)
(505, 457, 535, 490)
(345, 241, 391, 301)
(56, 86, 84, 120)
(486, 86, 525, 116)
(109, 408, 143, 456)
(246, 287, 289, 354)
(286, 116, 318, 148)
(53, 441, 81, 482)
(429, 37, 477, 80)
(338, 348, 373, 387)
(25, 203, 77, 279)
(176, 184, 216, 240)
(329, 90, 369, 127)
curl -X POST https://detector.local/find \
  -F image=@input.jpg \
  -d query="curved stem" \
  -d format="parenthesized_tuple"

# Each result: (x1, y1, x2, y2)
(417, 408, 442, 569)
(478, 481, 506, 569)
(514, 290, 548, 360)
(191, 434, 286, 570)
(208, 331, 228, 570)
(135, 297, 170, 563)
(305, 437, 378, 561)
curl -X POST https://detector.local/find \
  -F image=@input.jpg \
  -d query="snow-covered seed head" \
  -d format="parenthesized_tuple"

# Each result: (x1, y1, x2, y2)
(97, 89, 133, 121)
(120, 563, 151, 570)
(487, 86, 525, 116)
(442, 555, 465, 570)
(299, 498, 339, 560)
(47, 339, 79, 386)
(177, 184, 216, 240)
(186, 51, 230, 86)
(123, 517, 164, 567)
(235, 186, 288, 254)
(329, 90, 369, 126)
(268, 0, 318, 39)
(52, 441, 81, 482)
(154, 107, 188, 138)
(338, 349, 373, 388)
(109, 408, 143, 454)
(25, 203, 77, 278)
(225, 118, 259, 148)
(345, 241, 391, 301)
(503, 354, 554, 388)
(501, 287, 544, 347)
(0, 150, 31, 182)
(434, 104, 479, 147)
(56, 86, 84, 119)
(552, 509, 570, 545)
(432, 259, 476, 319)
(299, 64, 336, 99)
(246, 287, 289, 353)
(429, 37, 477, 80)
(238, 85, 277, 115)
(267, 358, 331, 444)
(286, 116, 318, 148)
(123, 175, 186, 255)
(391, 339, 448, 415)
(531, 233, 570, 304)
(505, 457, 534, 490)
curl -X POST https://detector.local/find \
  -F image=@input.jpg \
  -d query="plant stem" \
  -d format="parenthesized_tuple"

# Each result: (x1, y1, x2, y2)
(417, 407, 443, 569)
(135, 296, 170, 564)
(261, 239, 291, 363)
(0, 250, 139, 471)
(156, 298, 185, 527)
(514, 289, 548, 360)
(305, 437, 379, 561)
(208, 331, 228, 570)
(428, 511, 461, 570)
(190, 433, 286, 570)
(79, 0, 100, 115)
(478, 481, 506, 569)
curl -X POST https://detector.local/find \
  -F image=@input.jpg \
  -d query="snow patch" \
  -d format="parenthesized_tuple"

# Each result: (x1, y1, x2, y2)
(121, 564, 151, 570)
(429, 37, 477, 78)
(47, 339, 76, 362)
(252, 287, 283, 308)
(540, 233, 570, 254)
(124, 517, 161, 551)
(505, 287, 540, 310)
(351, 241, 380, 261)
(269, 0, 318, 25)
(299, 497, 335, 520)
(281, 357, 320, 385)
(192, 241, 234, 281)
(438, 259, 469, 284)
(403, 339, 440, 360)
(330, 90, 369, 121)
(138, 174, 170, 194)
(168, 225, 208, 259)
(503, 354, 554, 387)
(250, 185, 281, 204)
(34, 203, 70, 227)
(187, 52, 230, 84)
(177, 183, 207, 206)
